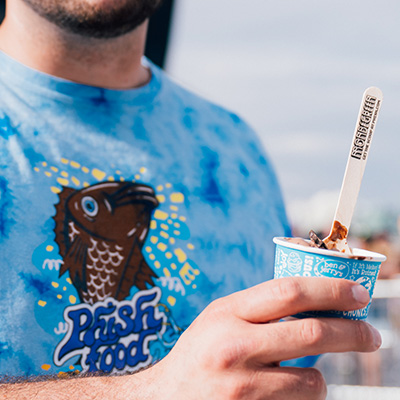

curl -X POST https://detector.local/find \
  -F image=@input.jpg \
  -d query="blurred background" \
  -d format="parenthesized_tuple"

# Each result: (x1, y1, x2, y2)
(146, 0, 400, 398)
(2, 0, 400, 397)
(155, 0, 400, 239)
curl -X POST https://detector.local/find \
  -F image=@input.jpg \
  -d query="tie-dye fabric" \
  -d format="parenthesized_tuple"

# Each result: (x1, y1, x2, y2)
(0, 51, 290, 377)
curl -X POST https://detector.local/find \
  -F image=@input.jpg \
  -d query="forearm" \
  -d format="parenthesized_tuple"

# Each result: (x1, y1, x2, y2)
(0, 368, 157, 400)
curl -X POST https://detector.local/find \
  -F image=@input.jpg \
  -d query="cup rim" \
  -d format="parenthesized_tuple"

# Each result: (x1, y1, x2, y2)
(273, 237, 387, 262)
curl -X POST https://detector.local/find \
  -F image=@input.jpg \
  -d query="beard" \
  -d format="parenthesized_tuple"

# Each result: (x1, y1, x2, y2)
(22, 0, 164, 38)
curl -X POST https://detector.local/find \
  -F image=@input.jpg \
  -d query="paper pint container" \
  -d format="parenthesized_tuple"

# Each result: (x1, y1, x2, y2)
(273, 237, 386, 320)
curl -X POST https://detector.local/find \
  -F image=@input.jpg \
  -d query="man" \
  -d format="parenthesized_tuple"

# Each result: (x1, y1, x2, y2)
(0, 0, 380, 398)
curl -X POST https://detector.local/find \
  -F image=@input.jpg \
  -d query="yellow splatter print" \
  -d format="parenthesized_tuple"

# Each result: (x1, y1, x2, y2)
(70, 161, 80, 169)
(174, 249, 187, 263)
(71, 177, 80, 186)
(167, 296, 176, 306)
(69, 295, 77, 304)
(92, 168, 106, 180)
(157, 243, 167, 252)
(170, 193, 184, 203)
(154, 210, 168, 220)
(56, 178, 69, 186)
(156, 195, 166, 203)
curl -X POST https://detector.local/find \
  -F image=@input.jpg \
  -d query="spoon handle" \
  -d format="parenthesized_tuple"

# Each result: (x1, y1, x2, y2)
(326, 87, 383, 249)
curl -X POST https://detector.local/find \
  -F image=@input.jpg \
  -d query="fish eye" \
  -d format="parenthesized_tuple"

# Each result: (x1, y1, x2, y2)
(81, 196, 99, 217)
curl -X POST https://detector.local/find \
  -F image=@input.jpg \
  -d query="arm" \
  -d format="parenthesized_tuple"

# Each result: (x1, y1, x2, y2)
(0, 371, 156, 400)
(0, 369, 158, 400)
(0, 277, 380, 399)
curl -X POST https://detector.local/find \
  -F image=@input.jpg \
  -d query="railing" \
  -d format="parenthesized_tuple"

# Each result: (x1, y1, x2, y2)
(327, 384, 400, 400)
(318, 279, 400, 399)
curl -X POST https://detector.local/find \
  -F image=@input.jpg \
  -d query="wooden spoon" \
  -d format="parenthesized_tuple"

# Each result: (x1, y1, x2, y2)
(323, 87, 383, 253)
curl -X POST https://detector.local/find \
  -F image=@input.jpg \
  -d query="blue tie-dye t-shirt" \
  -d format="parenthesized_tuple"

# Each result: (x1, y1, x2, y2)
(0, 51, 290, 377)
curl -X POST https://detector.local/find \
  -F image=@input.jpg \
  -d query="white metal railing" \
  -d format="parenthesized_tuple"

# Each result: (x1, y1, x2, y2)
(373, 279, 400, 299)
(322, 280, 400, 393)
(328, 385, 400, 400)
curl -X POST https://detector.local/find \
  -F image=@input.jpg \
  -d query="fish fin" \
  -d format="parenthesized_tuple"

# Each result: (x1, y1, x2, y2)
(116, 243, 158, 300)
(53, 186, 76, 258)
(59, 235, 89, 297)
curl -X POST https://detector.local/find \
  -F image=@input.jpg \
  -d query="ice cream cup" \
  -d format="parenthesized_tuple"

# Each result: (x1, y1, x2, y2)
(273, 237, 387, 320)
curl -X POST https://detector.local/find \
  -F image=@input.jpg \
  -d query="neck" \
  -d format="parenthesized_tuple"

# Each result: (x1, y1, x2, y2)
(0, 0, 151, 89)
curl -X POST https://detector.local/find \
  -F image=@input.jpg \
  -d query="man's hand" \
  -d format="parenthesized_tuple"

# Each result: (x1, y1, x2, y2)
(1, 277, 379, 400)
(147, 277, 380, 400)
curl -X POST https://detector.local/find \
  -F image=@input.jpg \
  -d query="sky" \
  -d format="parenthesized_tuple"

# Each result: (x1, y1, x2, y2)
(165, 0, 400, 236)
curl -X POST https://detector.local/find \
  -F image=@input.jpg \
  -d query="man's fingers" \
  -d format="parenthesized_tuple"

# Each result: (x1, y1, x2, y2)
(230, 277, 370, 322)
(245, 317, 381, 364)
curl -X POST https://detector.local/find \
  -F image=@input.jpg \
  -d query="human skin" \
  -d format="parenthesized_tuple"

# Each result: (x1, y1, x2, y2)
(0, 1, 382, 398)
(0, 277, 380, 399)
(0, 0, 151, 89)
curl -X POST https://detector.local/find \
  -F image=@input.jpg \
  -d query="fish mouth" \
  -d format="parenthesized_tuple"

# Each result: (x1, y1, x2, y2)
(107, 182, 159, 210)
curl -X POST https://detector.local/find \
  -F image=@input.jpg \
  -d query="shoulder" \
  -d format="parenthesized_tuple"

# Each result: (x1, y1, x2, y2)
(149, 61, 261, 146)
(151, 63, 285, 193)
(151, 62, 248, 122)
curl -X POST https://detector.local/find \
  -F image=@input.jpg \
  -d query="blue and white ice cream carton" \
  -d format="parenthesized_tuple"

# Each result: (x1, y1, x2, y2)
(273, 237, 386, 320)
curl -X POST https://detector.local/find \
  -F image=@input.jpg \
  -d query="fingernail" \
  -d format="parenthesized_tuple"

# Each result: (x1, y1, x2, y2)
(371, 326, 382, 348)
(352, 284, 370, 304)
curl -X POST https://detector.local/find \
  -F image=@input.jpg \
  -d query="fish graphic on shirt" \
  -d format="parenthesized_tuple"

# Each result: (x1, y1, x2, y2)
(53, 181, 159, 304)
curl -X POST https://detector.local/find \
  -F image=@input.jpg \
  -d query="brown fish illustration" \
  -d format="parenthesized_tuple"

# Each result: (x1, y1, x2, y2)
(53, 181, 159, 304)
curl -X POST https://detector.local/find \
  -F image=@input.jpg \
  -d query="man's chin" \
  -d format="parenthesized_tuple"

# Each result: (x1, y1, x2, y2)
(21, 0, 163, 39)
